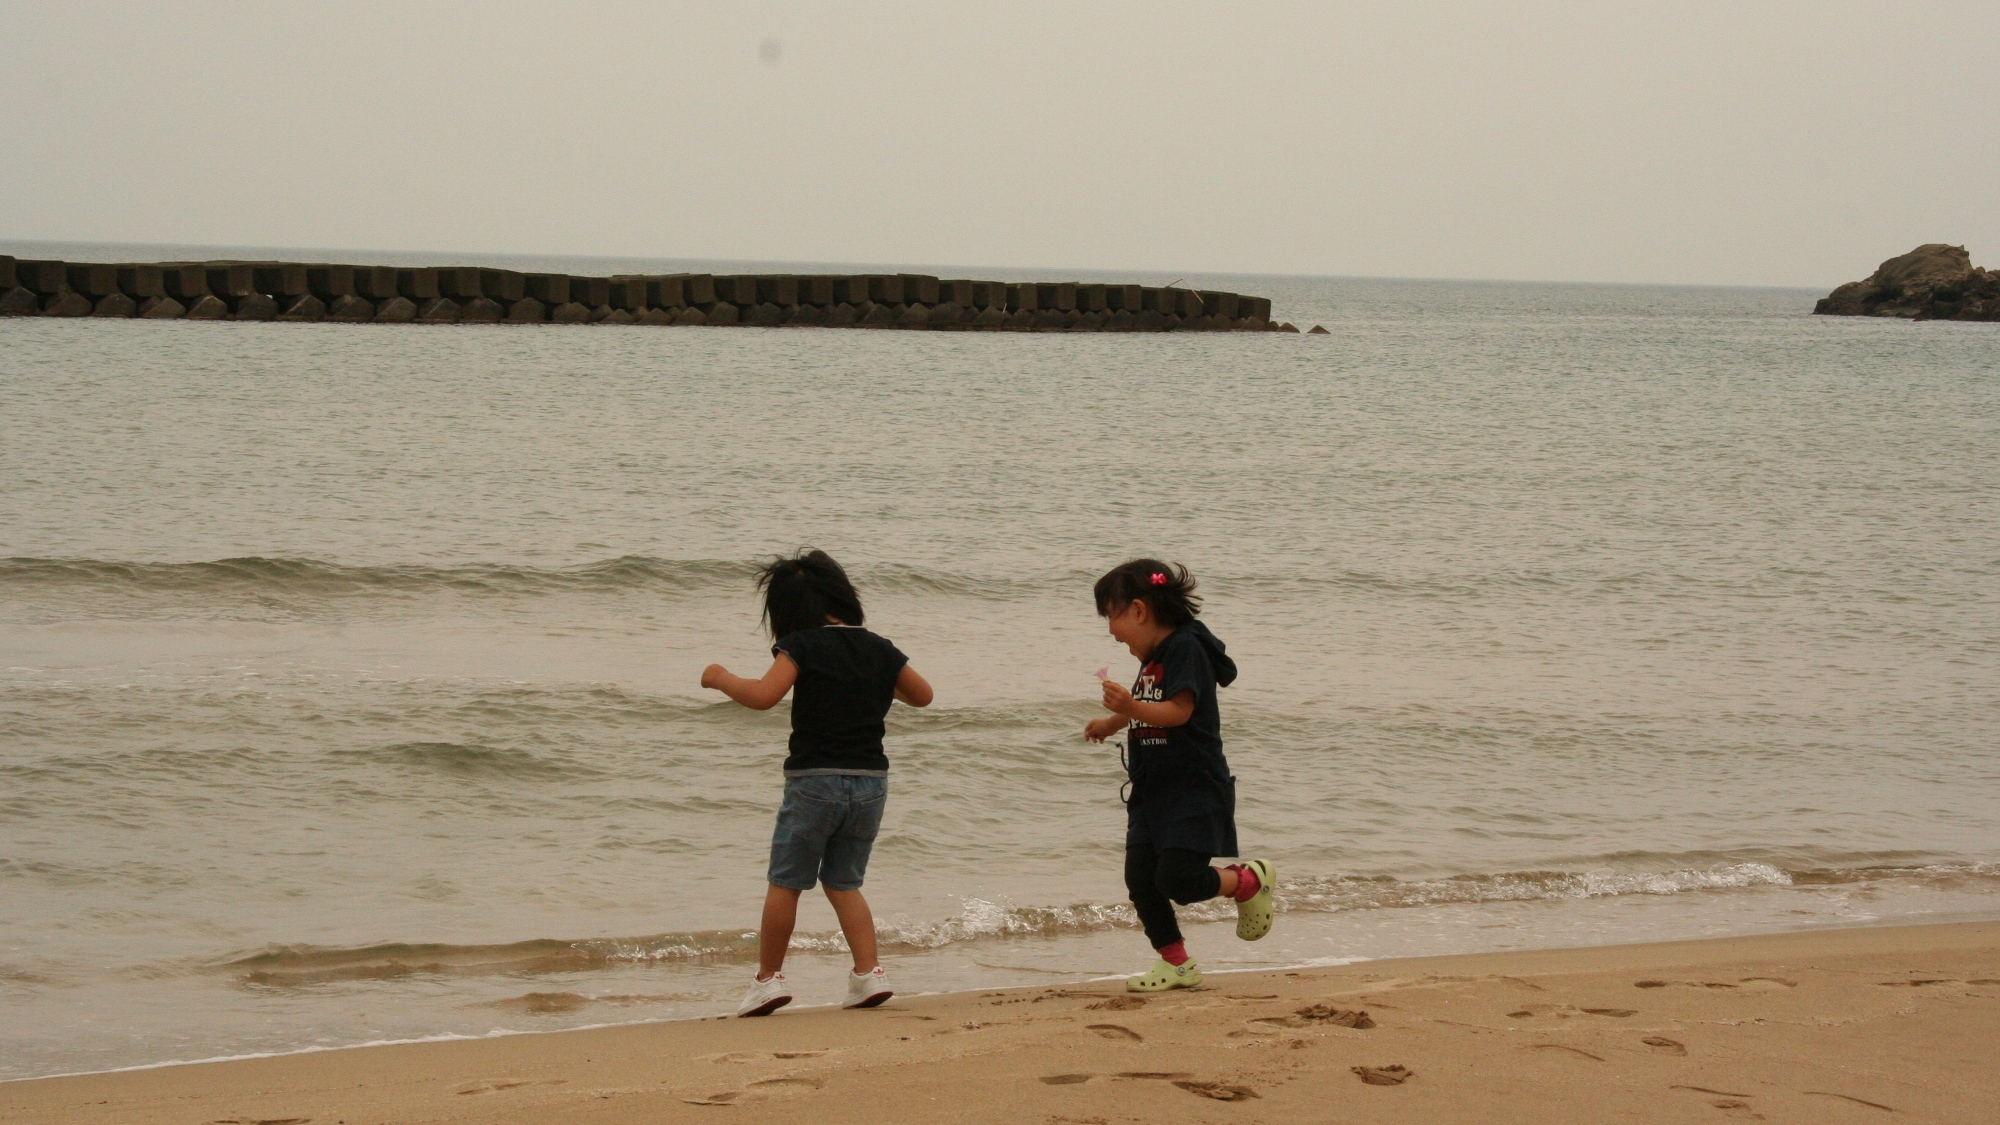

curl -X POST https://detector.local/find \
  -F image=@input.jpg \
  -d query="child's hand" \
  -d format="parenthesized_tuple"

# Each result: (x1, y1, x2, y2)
(1084, 716, 1126, 742)
(1100, 678, 1134, 716)
(700, 664, 728, 690)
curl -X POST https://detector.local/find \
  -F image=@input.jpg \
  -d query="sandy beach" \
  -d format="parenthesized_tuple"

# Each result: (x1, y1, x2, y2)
(5, 920, 1993, 1124)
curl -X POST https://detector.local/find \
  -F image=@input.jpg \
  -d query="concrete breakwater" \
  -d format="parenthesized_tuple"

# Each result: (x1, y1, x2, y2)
(0, 255, 1293, 333)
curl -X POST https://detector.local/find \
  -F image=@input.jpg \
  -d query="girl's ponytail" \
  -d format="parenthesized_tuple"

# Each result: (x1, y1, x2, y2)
(1093, 559, 1200, 627)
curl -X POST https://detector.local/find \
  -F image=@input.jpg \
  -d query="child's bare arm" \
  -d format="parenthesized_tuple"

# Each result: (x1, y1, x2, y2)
(701, 654, 798, 710)
(894, 665, 934, 707)
(1101, 681, 1196, 728)
(1084, 714, 1130, 742)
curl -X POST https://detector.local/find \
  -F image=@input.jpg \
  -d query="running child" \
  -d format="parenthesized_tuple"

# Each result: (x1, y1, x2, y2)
(1083, 559, 1273, 992)
(701, 549, 933, 1016)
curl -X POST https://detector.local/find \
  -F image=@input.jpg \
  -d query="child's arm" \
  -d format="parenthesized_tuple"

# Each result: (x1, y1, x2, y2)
(1084, 714, 1129, 742)
(700, 654, 799, 710)
(894, 665, 934, 708)
(1101, 680, 1196, 728)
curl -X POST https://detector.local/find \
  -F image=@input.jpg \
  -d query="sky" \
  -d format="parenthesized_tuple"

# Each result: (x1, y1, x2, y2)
(2, 1, 1995, 287)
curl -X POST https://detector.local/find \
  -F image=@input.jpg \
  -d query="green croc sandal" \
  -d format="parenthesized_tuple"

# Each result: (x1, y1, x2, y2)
(1235, 858, 1276, 941)
(1127, 958, 1203, 992)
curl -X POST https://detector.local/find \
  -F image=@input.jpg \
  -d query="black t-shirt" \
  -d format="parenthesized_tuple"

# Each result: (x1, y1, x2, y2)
(772, 625, 909, 774)
(1125, 620, 1239, 856)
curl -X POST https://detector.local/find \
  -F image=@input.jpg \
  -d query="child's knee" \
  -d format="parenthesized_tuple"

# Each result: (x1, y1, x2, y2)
(1154, 854, 1220, 905)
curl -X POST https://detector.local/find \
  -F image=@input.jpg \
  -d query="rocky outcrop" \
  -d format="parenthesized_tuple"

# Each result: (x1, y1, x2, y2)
(1815, 244, 2000, 321)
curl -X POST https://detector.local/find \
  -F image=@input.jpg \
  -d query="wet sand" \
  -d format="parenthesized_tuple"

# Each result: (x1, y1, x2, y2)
(5, 920, 1994, 1124)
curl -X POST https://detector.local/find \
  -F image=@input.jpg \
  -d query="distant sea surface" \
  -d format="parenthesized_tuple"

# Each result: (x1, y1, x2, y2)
(3, 241, 1996, 1081)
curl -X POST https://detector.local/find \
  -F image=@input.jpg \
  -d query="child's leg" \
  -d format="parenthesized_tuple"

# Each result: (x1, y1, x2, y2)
(758, 883, 804, 979)
(1124, 840, 1186, 951)
(822, 887, 879, 974)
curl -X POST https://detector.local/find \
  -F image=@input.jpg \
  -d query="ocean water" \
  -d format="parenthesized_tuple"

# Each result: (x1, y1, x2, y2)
(3, 244, 1997, 1081)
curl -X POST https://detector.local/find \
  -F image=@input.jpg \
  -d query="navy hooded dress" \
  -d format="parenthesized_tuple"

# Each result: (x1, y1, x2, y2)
(1124, 620, 1240, 857)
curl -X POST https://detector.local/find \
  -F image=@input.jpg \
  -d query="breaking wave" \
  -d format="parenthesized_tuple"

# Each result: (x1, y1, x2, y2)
(208, 860, 2000, 985)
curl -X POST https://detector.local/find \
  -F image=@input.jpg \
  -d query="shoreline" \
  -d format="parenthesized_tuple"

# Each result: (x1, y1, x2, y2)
(6, 919, 1993, 1123)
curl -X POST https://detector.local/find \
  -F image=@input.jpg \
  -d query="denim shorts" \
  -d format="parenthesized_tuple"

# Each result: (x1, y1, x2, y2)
(767, 774, 887, 891)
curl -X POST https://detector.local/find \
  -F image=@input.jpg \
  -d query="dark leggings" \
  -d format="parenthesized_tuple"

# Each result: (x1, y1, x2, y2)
(1124, 841, 1220, 949)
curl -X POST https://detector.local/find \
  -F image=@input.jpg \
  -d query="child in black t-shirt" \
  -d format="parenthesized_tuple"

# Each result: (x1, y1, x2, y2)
(1084, 559, 1273, 992)
(701, 549, 933, 1016)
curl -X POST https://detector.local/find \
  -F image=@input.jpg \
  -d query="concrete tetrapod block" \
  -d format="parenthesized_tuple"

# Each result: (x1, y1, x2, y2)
(798, 276, 834, 306)
(373, 296, 418, 323)
(597, 307, 634, 325)
(15, 260, 69, 294)
(637, 307, 677, 326)
(41, 291, 93, 317)
(970, 307, 1007, 329)
(478, 269, 526, 303)
(277, 294, 326, 322)
(458, 297, 503, 323)
(524, 274, 570, 305)
(711, 276, 755, 306)
(0, 255, 13, 290)
(91, 293, 138, 317)
(645, 275, 688, 309)
(897, 302, 932, 328)
(1136, 309, 1167, 331)
(684, 274, 715, 305)
(203, 263, 255, 298)
(703, 302, 739, 326)
(860, 302, 899, 327)
(1199, 291, 1239, 319)
(1239, 296, 1271, 321)
(137, 296, 185, 319)
(824, 302, 858, 327)
(118, 265, 167, 299)
(755, 276, 798, 307)
(1, 287, 40, 315)
(1076, 284, 1107, 313)
(570, 277, 610, 309)
(929, 302, 967, 328)
(351, 267, 399, 301)
(1109, 284, 1143, 312)
(306, 265, 355, 299)
(1006, 309, 1037, 330)
(866, 275, 905, 305)
(1076, 311, 1105, 330)
(606, 279, 648, 311)
(970, 281, 1004, 310)
(1106, 308, 1135, 331)
(1005, 283, 1036, 312)
(834, 277, 871, 306)
(253, 263, 310, 297)
(183, 295, 230, 319)
(900, 275, 940, 306)
(66, 263, 121, 297)
(549, 301, 592, 324)
(398, 269, 441, 301)
(231, 293, 280, 320)
(326, 295, 374, 322)
(505, 298, 545, 323)
(938, 280, 974, 307)
(672, 305, 706, 326)
(788, 303, 826, 327)
(1039, 282, 1077, 311)
(745, 302, 784, 327)
(434, 268, 481, 300)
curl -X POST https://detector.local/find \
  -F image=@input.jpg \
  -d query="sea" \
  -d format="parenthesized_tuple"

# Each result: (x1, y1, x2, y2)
(2, 240, 1996, 1082)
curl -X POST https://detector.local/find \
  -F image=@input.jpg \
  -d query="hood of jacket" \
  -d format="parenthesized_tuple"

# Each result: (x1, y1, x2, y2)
(1183, 619, 1237, 687)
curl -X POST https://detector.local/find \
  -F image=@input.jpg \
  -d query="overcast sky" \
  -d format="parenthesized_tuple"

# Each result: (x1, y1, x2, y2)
(3, 2, 1994, 287)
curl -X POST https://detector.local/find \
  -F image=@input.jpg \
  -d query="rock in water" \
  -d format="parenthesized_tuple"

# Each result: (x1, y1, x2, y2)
(1815, 244, 2000, 321)
(1308, 324, 1330, 334)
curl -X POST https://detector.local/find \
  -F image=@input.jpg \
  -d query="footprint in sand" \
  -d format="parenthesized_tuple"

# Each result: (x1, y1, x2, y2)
(1351, 1065, 1412, 1086)
(1804, 1091, 1894, 1112)
(1582, 1007, 1637, 1017)
(1086, 1023, 1143, 1042)
(455, 1078, 561, 1095)
(1737, 977, 1796, 989)
(1114, 1071, 1192, 1080)
(1085, 996, 1146, 1011)
(683, 1077, 824, 1106)
(209, 1119, 311, 1124)
(1039, 1074, 1095, 1085)
(1531, 1044, 1604, 1061)
(1643, 1036, 1689, 1056)
(1174, 1080, 1259, 1101)
(700, 1050, 826, 1064)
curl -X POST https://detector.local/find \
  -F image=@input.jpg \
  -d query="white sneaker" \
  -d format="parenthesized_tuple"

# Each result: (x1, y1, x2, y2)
(737, 972, 792, 1017)
(842, 966, 893, 1009)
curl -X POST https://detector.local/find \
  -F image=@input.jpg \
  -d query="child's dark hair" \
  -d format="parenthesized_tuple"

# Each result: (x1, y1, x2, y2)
(1093, 559, 1200, 628)
(758, 549, 864, 639)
